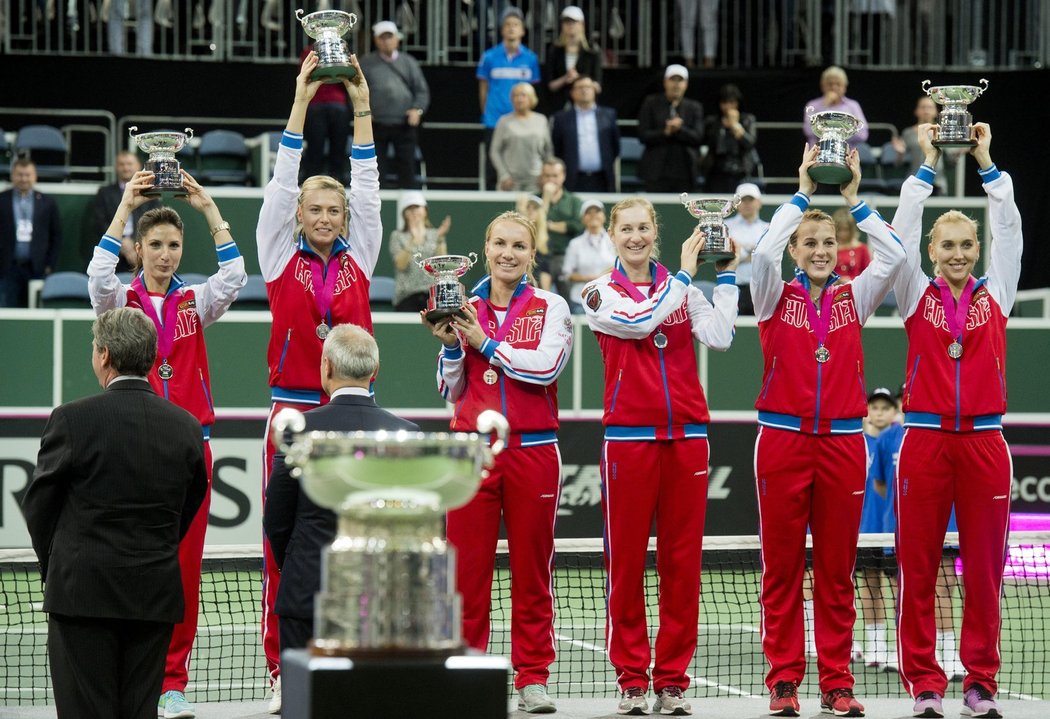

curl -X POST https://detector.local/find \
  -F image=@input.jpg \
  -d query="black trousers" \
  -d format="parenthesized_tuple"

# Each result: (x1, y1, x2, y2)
(373, 122, 421, 189)
(279, 613, 314, 656)
(48, 613, 172, 719)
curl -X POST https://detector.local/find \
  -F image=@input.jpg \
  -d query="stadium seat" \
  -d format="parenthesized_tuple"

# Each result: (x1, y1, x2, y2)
(15, 125, 70, 181)
(40, 272, 91, 308)
(856, 142, 886, 194)
(369, 275, 396, 310)
(880, 141, 909, 193)
(0, 130, 11, 177)
(618, 136, 644, 192)
(233, 274, 270, 311)
(197, 130, 251, 186)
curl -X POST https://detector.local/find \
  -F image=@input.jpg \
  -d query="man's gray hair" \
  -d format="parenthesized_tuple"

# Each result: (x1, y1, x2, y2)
(92, 308, 157, 377)
(322, 324, 379, 381)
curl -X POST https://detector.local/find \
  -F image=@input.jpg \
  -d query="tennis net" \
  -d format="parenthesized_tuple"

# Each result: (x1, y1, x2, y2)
(2, 532, 1047, 705)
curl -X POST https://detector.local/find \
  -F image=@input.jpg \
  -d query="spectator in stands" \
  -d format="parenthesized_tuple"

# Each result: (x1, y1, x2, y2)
(298, 44, 351, 184)
(108, 0, 153, 56)
(490, 82, 552, 193)
(832, 206, 871, 279)
(561, 199, 614, 313)
(702, 83, 758, 193)
(0, 159, 62, 308)
(516, 193, 552, 291)
(90, 150, 160, 272)
(637, 64, 705, 193)
(389, 190, 451, 312)
(360, 20, 431, 190)
(724, 182, 768, 315)
(677, 0, 719, 69)
(477, 7, 540, 190)
(803, 66, 869, 148)
(551, 76, 619, 193)
(891, 95, 961, 196)
(539, 158, 583, 304)
(544, 5, 603, 112)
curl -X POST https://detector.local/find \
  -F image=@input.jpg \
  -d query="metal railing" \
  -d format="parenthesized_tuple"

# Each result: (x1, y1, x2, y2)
(0, 108, 116, 182)
(4, 0, 1045, 70)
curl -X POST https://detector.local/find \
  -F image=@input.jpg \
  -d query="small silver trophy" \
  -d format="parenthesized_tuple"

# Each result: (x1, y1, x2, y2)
(271, 409, 509, 657)
(128, 126, 194, 196)
(680, 194, 740, 262)
(806, 107, 864, 184)
(417, 253, 478, 323)
(923, 79, 989, 148)
(297, 9, 358, 83)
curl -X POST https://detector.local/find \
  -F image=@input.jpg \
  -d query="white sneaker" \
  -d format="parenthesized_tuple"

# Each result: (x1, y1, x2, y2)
(268, 676, 281, 714)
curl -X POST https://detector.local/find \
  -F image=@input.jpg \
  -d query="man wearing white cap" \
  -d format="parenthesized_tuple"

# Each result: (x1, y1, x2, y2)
(637, 64, 705, 193)
(561, 199, 615, 314)
(359, 21, 431, 189)
(723, 182, 767, 314)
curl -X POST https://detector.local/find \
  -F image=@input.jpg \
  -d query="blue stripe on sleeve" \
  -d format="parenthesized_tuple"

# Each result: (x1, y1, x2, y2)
(789, 192, 810, 212)
(281, 131, 304, 150)
(675, 270, 692, 285)
(715, 270, 736, 286)
(442, 344, 464, 360)
(480, 338, 497, 359)
(350, 143, 377, 160)
(850, 201, 872, 223)
(915, 164, 936, 186)
(99, 234, 122, 256)
(978, 164, 1001, 183)
(215, 241, 241, 263)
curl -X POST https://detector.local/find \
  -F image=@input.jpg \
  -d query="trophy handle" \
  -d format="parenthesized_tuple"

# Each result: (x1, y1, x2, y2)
(272, 408, 307, 455)
(679, 192, 691, 207)
(921, 79, 932, 95)
(414, 251, 425, 269)
(476, 410, 509, 461)
(805, 104, 815, 117)
(128, 125, 138, 137)
(295, 7, 305, 21)
(184, 128, 194, 140)
(347, 12, 357, 28)
(467, 252, 479, 267)
(976, 78, 989, 95)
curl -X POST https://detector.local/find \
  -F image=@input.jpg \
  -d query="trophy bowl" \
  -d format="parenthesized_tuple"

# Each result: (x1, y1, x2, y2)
(417, 253, 479, 323)
(272, 408, 509, 657)
(923, 78, 989, 148)
(807, 107, 863, 185)
(128, 126, 194, 196)
(297, 9, 358, 83)
(680, 194, 740, 261)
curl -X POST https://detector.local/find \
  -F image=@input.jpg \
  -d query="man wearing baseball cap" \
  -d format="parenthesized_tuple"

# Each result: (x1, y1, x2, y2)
(636, 64, 705, 193)
(359, 20, 431, 189)
(724, 182, 768, 314)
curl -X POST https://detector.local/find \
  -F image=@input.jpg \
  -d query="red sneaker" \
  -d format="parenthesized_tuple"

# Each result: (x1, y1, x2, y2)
(769, 681, 800, 716)
(820, 688, 865, 717)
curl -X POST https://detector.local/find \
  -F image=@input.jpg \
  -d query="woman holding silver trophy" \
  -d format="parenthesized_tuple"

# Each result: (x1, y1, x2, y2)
(421, 211, 573, 714)
(582, 197, 739, 716)
(254, 50, 380, 708)
(749, 145, 904, 718)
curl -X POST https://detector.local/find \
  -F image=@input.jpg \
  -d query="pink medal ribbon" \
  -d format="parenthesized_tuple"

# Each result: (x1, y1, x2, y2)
(935, 275, 975, 360)
(309, 254, 342, 331)
(612, 262, 671, 347)
(791, 278, 836, 363)
(474, 281, 536, 343)
(132, 276, 180, 374)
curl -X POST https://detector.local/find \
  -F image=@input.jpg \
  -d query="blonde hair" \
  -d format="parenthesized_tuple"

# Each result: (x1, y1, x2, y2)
(296, 175, 349, 240)
(789, 208, 835, 247)
(608, 197, 660, 261)
(485, 211, 538, 284)
(821, 65, 848, 86)
(831, 206, 859, 243)
(928, 210, 979, 244)
(511, 82, 539, 110)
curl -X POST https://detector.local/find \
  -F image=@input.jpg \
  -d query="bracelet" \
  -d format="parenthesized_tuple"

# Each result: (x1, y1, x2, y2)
(210, 220, 231, 237)
(354, 109, 372, 117)
(114, 216, 127, 227)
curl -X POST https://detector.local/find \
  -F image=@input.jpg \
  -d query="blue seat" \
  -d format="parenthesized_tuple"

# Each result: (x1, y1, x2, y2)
(197, 130, 251, 186)
(856, 142, 886, 194)
(0, 129, 11, 176)
(40, 272, 90, 308)
(618, 136, 644, 192)
(15, 125, 70, 181)
(880, 141, 909, 193)
(369, 275, 396, 310)
(233, 274, 270, 311)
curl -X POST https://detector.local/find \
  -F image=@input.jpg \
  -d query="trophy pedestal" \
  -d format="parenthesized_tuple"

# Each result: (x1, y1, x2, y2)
(933, 138, 977, 149)
(141, 188, 187, 198)
(424, 307, 465, 324)
(808, 162, 853, 185)
(311, 64, 358, 84)
(698, 249, 736, 262)
(281, 648, 509, 719)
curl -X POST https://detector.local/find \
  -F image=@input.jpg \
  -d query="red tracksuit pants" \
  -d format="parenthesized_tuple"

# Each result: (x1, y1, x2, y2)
(446, 443, 561, 690)
(895, 428, 1011, 697)
(754, 427, 866, 693)
(162, 440, 213, 693)
(601, 438, 709, 694)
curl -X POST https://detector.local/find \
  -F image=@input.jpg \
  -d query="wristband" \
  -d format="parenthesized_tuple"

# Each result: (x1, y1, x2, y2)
(354, 110, 372, 117)
(210, 221, 231, 237)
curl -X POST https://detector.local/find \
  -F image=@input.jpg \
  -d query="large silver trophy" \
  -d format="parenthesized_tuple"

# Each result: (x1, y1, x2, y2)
(806, 107, 864, 184)
(128, 126, 194, 196)
(272, 409, 509, 656)
(923, 79, 989, 148)
(417, 253, 478, 323)
(297, 9, 358, 83)
(680, 194, 740, 262)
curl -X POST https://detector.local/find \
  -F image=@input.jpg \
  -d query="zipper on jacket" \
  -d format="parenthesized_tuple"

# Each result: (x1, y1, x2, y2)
(277, 329, 291, 373)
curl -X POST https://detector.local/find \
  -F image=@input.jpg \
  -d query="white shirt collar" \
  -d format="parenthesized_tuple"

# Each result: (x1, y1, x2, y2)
(330, 386, 372, 399)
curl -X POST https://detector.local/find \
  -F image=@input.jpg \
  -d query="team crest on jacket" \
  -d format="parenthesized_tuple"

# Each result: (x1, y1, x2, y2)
(921, 292, 993, 332)
(585, 288, 601, 311)
(178, 299, 196, 311)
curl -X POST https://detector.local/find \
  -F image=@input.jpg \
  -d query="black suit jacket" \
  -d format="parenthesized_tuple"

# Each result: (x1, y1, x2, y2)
(543, 44, 603, 112)
(88, 184, 160, 267)
(0, 188, 62, 276)
(637, 93, 705, 185)
(263, 394, 419, 619)
(21, 379, 208, 624)
(551, 104, 620, 192)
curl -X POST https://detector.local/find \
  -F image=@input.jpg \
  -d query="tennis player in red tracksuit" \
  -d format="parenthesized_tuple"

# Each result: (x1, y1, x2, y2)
(751, 147, 904, 718)
(87, 170, 245, 715)
(423, 211, 572, 715)
(890, 123, 1022, 719)
(255, 52, 380, 701)
(583, 197, 738, 716)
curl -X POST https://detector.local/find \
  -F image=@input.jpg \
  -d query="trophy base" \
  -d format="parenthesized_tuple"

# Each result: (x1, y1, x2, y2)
(933, 138, 977, 149)
(425, 307, 465, 324)
(142, 188, 188, 198)
(697, 250, 736, 262)
(808, 162, 853, 185)
(311, 64, 358, 84)
(309, 641, 463, 659)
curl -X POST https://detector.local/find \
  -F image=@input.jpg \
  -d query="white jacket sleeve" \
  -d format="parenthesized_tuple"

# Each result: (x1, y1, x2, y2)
(87, 235, 129, 313)
(751, 194, 808, 321)
(435, 342, 466, 403)
(980, 166, 1023, 316)
(346, 144, 382, 280)
(257, 133, 303, 282)
(687, 271, 738, 350)
(583, 269, 692, 339)
(849, 201, 906, 323)
(890, 168, 936, 320)
(194, 241, 248, 328)
(486, 292, 573, 387)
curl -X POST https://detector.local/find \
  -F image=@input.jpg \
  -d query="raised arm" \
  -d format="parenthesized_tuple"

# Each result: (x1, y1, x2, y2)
(687, 265, 739, 351)
(972, 124, 1023, 315)
(87, 170, 156, 313)
(890, 123, 938, 320)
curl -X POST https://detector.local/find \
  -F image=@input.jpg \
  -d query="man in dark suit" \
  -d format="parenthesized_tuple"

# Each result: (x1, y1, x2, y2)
(264, 323, 419, 657)
(22, 307, 208, 719)
(551, 76, 620, 193)
(89, 150, 160, 271)
(637, 64, 706, 193)
(0, 158, 63, 307)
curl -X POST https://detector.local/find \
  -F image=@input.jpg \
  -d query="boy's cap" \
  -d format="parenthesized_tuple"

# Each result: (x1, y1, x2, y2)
(501, 6, 524, 24)
(867, 387, 894, 404)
